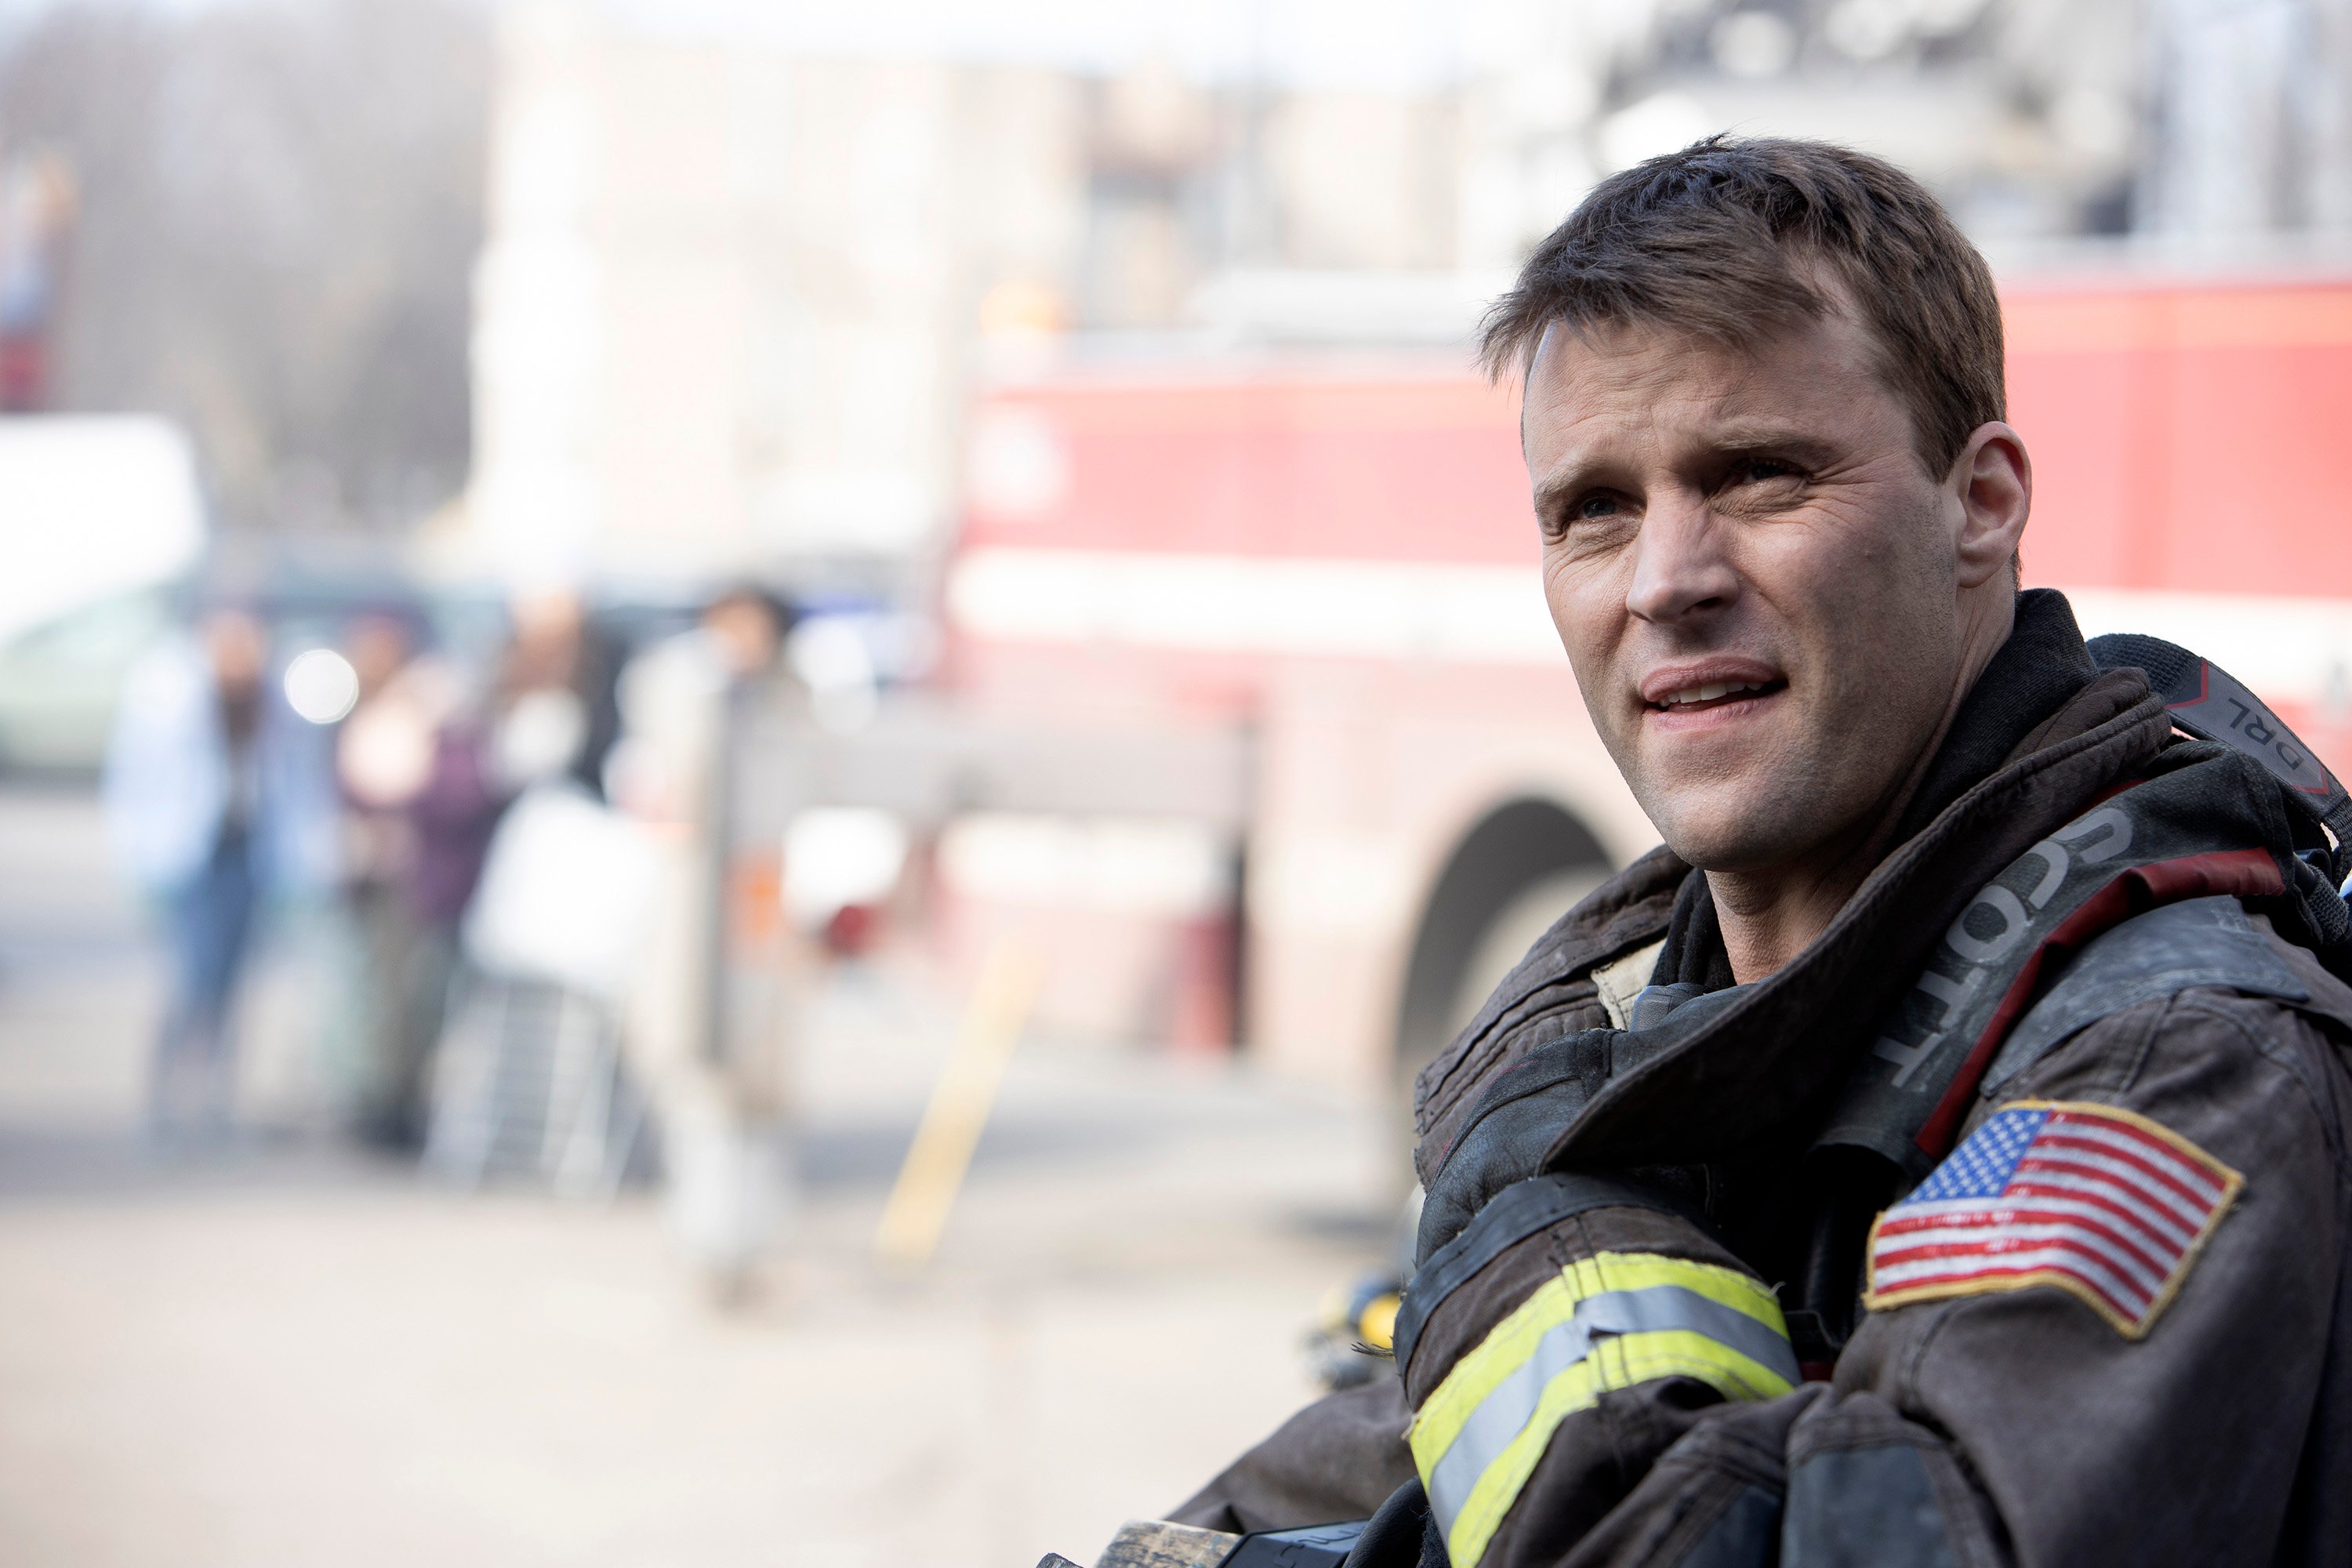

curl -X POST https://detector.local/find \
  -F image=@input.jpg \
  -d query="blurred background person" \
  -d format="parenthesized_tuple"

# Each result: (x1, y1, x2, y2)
(495, 586, 619, 802)
(607, 584, 797, 1296)
(389, 649, 502, 1152)
(407, 585, 659, 1194)
(334, 611, 454, 1149)
(102, 606, 333, 1143)
(0, 145, 74, 412)
(349, 590, 604, 1154)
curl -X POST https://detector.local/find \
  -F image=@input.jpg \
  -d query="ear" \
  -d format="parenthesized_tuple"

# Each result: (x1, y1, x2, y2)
(1949, 422, 2031, 590)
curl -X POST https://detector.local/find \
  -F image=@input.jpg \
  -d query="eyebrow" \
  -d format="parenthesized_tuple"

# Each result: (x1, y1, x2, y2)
(1530, 464, 1603, 515)
(1531, 426, 1842, 513)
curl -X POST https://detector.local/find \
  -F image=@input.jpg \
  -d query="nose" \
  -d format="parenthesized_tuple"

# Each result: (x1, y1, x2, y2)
(1624, 494, 1740, 626)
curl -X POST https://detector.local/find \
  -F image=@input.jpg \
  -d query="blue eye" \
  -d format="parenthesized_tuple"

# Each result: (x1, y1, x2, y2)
(1577, 495, 1621, 519)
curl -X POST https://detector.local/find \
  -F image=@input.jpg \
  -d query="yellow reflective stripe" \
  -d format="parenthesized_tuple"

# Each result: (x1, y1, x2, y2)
(1437, 1348, 1600, 1563)
(1445, 1329, 1794, 1568)
(1410, 1252, 1786, 1463)
(1407, 1252, 1794, 1568)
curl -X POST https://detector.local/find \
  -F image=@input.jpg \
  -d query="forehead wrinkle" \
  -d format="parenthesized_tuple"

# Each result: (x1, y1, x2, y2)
(1526, 301, 1902, 489)
(1524, 276, 1884, 415)
(1526, 355, 1757, 500)
(1535, 326, 1762, 439)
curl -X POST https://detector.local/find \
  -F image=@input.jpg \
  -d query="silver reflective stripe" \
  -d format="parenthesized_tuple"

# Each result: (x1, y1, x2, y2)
(1425, 1284, 1800, 1534)
(1583, 1283, 1801, 1381)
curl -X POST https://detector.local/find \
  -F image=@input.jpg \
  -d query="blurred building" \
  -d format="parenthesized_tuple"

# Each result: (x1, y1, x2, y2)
(466, 0, 2328, 594)
(466, 9, 1083, 594)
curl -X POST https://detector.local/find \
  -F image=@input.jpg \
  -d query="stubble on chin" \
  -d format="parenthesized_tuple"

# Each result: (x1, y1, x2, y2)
(1639, 771, 1811, 873)
(1617, 697, 1866, 873)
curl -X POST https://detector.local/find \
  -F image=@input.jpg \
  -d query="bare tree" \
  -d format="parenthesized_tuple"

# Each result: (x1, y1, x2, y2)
(0, 0, 488, 531)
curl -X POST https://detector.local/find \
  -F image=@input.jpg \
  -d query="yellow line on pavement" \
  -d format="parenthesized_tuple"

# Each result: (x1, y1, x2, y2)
(875, 939, 1047, 1267)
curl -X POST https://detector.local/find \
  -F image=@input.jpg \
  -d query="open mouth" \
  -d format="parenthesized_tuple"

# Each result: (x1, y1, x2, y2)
(1648, 677, 1788, 714)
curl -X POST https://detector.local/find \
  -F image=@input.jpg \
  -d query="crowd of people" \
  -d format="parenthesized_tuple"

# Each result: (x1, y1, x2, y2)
(100, 583, 800, 1232)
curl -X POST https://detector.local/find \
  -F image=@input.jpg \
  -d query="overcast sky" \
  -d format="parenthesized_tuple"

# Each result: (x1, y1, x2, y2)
(0, 0, 1477, 91)
(610, 0, 1469, 89)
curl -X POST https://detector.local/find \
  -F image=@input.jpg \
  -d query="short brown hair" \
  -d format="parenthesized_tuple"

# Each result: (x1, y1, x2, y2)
(1480, 136, 2004, 480)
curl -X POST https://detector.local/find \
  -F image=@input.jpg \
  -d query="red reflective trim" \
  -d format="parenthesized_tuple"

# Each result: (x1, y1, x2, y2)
(2129, 848, 2285, 906)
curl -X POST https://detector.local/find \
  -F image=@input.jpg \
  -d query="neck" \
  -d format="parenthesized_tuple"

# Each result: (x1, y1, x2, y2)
(1707, 837, 1889, 985)
(1708, 587, 2019, 985)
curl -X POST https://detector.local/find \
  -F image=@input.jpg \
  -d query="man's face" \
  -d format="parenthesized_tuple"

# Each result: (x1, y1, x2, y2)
(1526, 307, 1969, 874)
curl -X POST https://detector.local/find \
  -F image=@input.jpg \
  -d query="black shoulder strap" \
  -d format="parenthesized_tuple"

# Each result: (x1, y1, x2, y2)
(2089, 633, 2352, 880)
(1815, 767, 2290, 1178)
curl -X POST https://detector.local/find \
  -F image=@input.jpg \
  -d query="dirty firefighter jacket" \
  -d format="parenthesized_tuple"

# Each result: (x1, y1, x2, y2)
(1173, 592, 2352, 1566)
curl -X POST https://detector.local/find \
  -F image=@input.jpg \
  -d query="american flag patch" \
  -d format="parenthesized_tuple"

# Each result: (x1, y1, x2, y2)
(1864, 1100, 2242, 1338)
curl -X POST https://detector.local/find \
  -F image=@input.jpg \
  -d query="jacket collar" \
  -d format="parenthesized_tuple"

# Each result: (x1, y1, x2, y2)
(1428, 591, 2173, 1179)
(1555, 670, 2166, 1168)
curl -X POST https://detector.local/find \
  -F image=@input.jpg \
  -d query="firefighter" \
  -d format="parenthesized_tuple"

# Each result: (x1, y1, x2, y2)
(1168, 138, 2352, 1566)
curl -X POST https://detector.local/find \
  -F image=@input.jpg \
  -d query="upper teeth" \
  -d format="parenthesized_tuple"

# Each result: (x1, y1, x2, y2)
(1663, 681, 1765, 707)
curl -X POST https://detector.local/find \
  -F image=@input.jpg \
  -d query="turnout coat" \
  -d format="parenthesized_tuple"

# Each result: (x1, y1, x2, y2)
(1174, 593, 2352, 1567)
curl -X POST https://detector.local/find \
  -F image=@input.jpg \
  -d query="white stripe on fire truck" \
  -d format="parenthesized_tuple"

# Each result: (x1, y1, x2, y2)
(947, 550, 2352, 703)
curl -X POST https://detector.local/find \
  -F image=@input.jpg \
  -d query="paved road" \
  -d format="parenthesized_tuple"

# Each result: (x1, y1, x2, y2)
(0, 787, 1391, 1567)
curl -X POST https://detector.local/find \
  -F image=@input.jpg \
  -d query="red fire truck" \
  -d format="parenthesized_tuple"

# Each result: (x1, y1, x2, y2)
(772, 273, 2352, 1105)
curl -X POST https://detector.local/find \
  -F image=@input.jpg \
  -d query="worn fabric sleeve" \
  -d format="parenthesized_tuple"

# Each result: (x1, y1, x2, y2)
(1164, 1377, 1418, 1535)
(1448, 987, 2352, 1568)
(1399, 1203, 1802, 1568)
